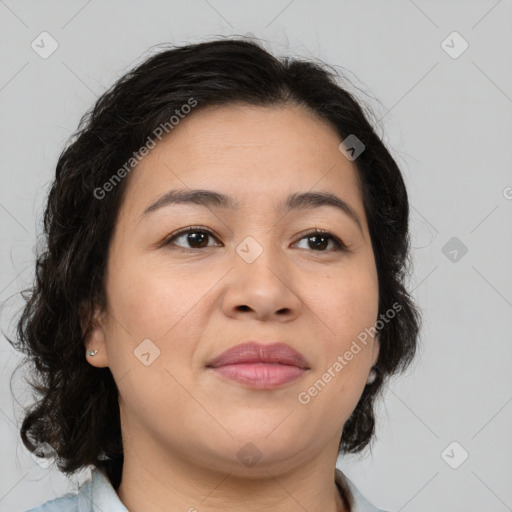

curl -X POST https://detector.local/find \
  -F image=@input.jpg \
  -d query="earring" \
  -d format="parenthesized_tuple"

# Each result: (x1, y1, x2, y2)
(87, 349, 98, 357)
(366, 367, 377, 385)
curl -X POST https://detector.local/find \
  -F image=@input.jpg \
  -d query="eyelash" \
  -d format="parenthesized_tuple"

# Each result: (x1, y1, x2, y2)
(162, 226, 347, 252)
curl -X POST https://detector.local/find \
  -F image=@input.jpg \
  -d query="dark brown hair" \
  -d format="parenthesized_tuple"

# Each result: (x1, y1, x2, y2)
(7, 36, 421, 490)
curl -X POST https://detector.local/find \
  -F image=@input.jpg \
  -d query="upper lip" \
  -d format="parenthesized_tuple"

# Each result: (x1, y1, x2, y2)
(206, 341, 310, 369)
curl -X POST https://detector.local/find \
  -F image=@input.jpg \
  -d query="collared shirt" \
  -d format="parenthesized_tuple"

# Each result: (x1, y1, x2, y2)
(25, 466, 389, 512)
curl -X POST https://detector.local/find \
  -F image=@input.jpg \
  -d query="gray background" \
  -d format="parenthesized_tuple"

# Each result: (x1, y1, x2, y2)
(1, 1, 511, 511)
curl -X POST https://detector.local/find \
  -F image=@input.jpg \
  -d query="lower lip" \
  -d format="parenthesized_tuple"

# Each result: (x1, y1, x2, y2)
(209, 363, 307, 389)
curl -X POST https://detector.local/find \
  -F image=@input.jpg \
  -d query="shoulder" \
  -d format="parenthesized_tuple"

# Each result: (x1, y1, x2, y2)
(24, 467, 127, 512)
(335, 468, 391, 512)
(24, 488, 83, 512)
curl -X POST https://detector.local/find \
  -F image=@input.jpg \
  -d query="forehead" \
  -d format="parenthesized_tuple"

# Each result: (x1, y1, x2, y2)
(120, 103, 365, 223)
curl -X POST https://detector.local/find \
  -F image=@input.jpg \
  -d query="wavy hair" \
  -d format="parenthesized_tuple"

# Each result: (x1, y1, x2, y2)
(7, 36, 421, 490)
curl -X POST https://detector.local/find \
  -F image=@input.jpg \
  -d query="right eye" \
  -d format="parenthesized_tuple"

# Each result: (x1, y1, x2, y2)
(162, 226, 222, 250)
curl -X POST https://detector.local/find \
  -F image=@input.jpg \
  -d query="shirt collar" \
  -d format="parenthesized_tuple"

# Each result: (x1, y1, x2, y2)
(335, 467, 387, 512)
(84, 467, 128, 512)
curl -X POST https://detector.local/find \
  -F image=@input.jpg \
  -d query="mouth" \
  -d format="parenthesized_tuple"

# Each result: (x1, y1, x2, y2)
(206, 341, 310, 390)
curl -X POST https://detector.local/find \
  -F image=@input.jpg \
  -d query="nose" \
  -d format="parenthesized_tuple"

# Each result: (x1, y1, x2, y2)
(221, 245, 303, 322)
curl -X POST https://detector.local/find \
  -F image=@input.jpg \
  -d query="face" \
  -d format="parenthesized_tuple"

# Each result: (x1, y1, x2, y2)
(86, 103, 380, 477)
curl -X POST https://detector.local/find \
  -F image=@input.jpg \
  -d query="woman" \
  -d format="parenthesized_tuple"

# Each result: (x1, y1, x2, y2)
(10, 36, 420, 512)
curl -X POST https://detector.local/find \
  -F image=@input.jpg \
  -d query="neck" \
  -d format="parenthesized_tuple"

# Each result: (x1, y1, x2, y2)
(116, 433, 347, 512)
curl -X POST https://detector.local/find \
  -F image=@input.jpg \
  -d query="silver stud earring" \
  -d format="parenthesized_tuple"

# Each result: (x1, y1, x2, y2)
(366, 367, 377, 385)
(87, 349, 98, 357)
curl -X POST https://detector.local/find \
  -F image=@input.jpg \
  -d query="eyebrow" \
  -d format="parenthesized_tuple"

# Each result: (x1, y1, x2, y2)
(139, 188, 364, 235)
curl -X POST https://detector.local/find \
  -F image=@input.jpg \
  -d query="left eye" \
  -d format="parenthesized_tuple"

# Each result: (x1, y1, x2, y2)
(294, 230, 346, 251)
(163, 227, 346, 252)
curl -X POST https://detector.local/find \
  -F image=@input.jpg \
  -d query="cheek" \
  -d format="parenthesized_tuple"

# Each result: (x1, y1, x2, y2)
(106, 254, 216, 342)
(305, 265, 378, 397)
(308, 266, 379, 341)
(297, 273, 378, 424)
(103, 257, 218, 399)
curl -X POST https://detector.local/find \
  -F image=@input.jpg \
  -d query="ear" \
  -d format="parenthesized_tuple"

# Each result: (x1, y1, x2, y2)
(371, 333, 380, 367)
(80, 301, 109, 368)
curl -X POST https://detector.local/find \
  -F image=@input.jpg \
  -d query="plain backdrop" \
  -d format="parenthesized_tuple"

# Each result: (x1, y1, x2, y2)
(1, 1, 511, 511)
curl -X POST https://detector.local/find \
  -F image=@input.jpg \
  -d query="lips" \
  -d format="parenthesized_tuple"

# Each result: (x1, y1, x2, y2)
(206, 341, 310, 369)
(206, 341, 310, 389)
